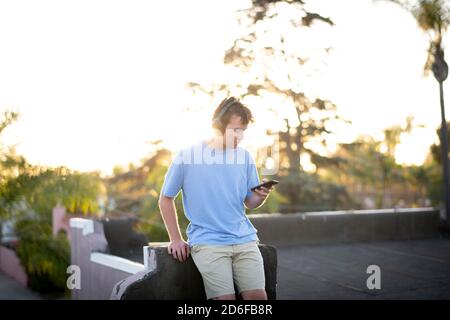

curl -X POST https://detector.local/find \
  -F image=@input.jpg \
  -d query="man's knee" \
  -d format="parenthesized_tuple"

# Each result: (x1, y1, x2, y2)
(240, 289, 267, 300)
(211, 294, 236, 300)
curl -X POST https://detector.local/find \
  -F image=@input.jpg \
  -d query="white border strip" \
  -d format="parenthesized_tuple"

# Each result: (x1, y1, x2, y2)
(143, 246, 157, 272)
(69, 218, 94, 236)
(247, 207, 437, 218)
(90, 252, 145, 274)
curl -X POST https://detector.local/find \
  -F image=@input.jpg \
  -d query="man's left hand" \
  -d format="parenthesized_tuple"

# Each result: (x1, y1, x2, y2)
(253, 179, 274, 200)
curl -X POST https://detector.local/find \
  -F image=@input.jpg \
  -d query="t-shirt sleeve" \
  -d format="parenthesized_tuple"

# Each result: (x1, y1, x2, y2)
(161, 151, 184, 198)
(246, 152, 260, 199)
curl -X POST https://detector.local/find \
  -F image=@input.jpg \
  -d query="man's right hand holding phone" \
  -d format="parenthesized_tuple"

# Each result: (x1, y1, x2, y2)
(252, 178, 274, 201)
(244, 178, 276, 210)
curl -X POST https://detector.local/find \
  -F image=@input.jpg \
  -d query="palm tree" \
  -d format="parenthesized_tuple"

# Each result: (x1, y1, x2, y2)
(387, 0, 449, 222)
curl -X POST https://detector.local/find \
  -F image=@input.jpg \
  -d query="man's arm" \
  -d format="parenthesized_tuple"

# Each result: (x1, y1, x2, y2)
(158, 194, 190, 262)
(244, 183, 273, 210)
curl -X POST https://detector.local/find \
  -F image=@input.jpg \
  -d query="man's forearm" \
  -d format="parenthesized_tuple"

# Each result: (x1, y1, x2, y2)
(244, 193, 266, 210)
(158, 195, 183, 241)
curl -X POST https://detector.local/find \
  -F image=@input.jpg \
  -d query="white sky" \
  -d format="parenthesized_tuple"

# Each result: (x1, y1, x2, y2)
(0, 0, 449, 176)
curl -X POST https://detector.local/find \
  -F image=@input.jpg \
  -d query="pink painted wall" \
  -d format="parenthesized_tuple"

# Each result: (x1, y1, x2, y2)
(52, 205, 71, 241)
(0, 245, 28, 287)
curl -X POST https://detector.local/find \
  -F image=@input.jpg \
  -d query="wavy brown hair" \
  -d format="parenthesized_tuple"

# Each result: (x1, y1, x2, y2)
(212, 97, 254, 134)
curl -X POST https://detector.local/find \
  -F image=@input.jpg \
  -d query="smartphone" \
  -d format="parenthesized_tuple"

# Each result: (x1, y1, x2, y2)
(251, 179, 279, 192)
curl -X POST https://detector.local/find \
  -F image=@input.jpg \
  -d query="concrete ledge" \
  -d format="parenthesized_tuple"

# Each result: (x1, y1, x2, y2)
(249, 207, 441, 247)
(70, 218, 132, 299)
(112, 243, 278, 300)
(69, 218, 94, 236)
(72, 208, 441, 300)
(90, 252, 145, 274)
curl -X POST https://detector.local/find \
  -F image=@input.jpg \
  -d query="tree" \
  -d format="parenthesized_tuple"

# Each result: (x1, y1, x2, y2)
(103, 145, 190, 242)
(384, 0, 450, 220)
(324, 136, 401, 208)
(188, 1, 352, 211)
(0, 110, 105, 295)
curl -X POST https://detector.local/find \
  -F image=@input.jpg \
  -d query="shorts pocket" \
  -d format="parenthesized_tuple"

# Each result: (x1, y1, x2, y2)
(191, 244, 207, 254)
(191, 245, 200, 254)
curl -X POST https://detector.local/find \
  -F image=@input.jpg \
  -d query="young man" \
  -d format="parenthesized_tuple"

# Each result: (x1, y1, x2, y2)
(158, 97, 274, 300)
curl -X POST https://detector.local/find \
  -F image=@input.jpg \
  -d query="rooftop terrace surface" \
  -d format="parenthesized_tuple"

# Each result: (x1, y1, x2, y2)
(276, 238, 450, 299)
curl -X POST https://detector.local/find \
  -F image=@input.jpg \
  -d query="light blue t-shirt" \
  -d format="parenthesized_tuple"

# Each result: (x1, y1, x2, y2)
(160, 140, 261, 246)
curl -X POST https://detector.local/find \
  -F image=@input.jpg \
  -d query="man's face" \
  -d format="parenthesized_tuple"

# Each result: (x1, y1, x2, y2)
(223, 115, 247, 149)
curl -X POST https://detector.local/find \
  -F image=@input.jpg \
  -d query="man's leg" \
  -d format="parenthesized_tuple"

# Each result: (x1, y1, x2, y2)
(240, 289, 267, 300)
(190, 244, 236, 300)
(212, 294, 236, 300)
(232, 241, 267, 300)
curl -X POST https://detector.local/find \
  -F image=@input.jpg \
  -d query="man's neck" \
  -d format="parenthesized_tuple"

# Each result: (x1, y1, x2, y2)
(206, 136, 234, 150)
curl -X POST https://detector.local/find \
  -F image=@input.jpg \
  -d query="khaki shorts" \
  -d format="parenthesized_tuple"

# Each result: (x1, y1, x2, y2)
(190, 240, 266, 300)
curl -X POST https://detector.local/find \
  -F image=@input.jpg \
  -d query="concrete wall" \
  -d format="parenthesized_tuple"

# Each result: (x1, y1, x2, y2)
(70, 217, 278, 300)
(52, 205, 70, 239)
(249, 207, 441, 247)
(70, 218, 145, 300)
(112, 243, 278, 300)
(71, 208, 441, 300)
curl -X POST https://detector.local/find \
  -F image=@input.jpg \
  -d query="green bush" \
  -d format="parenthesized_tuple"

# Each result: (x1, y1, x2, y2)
(15, 219, 70, 295)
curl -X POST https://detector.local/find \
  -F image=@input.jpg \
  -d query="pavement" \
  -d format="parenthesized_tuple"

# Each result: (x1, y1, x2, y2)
(276, 238, 450, 299)
(0, 272, 41, 300)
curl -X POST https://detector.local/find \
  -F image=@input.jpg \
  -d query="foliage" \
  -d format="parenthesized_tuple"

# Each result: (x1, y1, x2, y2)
(385, 0, 449, 74)
(0, 110, 104, 295)
(14, 218, 70, 295)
